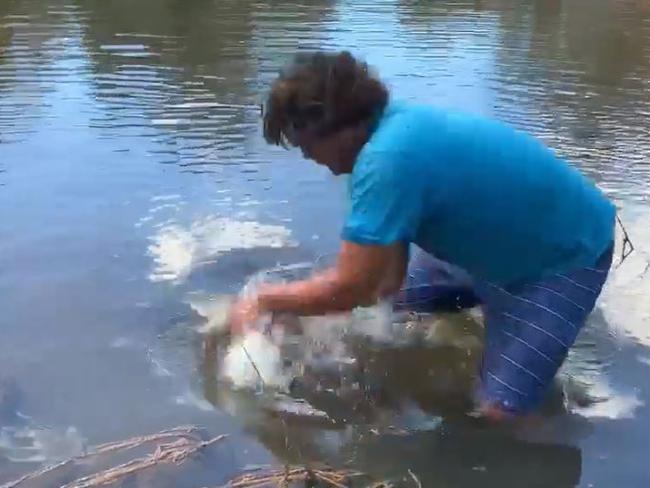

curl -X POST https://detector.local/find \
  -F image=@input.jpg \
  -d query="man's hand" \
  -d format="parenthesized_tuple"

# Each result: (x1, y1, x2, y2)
(226, 240, 408, 334)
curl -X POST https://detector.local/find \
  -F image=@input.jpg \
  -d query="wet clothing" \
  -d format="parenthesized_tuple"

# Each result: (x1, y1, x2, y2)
(341, 100, 616, 413)
(342, 101, 616, 286)
(394, 244, 613, 414)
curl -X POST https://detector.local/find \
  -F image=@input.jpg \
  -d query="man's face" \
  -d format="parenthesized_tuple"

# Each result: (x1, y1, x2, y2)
(300, 140, 345, 175)
(296, 130, 354, 175)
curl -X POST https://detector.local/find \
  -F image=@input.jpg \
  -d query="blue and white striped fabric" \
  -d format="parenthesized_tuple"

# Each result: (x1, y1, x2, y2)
(394, 244, 614, 414)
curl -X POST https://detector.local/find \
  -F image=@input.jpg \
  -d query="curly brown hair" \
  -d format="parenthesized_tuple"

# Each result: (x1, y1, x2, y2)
(262, 51, 389, 147)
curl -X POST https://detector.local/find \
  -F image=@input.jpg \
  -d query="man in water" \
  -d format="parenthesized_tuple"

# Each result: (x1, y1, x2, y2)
(227, 51, 616, 419)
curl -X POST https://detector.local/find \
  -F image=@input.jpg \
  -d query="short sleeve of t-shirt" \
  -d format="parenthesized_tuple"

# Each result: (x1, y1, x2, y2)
(341, 149, 422, 246)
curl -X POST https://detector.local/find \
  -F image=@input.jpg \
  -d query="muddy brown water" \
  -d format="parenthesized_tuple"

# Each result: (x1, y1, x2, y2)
(1, 0, 649, 486)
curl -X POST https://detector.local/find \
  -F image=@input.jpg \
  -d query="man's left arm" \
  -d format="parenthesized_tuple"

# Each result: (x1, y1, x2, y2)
(257, 239, 408, 316)
(228, 148, 420, 330)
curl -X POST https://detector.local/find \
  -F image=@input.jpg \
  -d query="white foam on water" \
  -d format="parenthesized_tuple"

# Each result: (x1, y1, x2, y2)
(150, 356, 174, 378)
(573, 380, 643, 420)
(148, 225, 196, 282)
(1, 426, 86, 464)
(241, 261, 400, 346)
(32, 426, 86, 462)
(150, 193, 182, 202)
(600, 209, 650, 346)
(148, 203, 180, 214)
(561, 360, 644, 421)
(187, 294, 232, 335)
(147, 216, 295, 283)
(109, 336, 135, 349)
(348, 302, 396, 343)
(637, 355, 650, 367)
(174, 391, 215, 412)
(222, 331, 289, 391)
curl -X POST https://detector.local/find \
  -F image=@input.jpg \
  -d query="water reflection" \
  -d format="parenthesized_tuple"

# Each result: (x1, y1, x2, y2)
(397, 0, 650, 195)
(75, 0, 338, 180)
(0, 1, 75, 144)
(1, 0, 650, 485)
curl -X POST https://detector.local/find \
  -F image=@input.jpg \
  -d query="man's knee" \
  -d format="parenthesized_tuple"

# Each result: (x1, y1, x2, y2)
(395, 247, 480, 312)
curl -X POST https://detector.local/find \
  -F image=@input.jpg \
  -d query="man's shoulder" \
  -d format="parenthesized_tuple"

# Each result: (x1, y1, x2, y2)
(365, 101, 441, 153)
(372, 101, 508, 144)
(354, 101, 455, 178)
(380, 100, 440, 125)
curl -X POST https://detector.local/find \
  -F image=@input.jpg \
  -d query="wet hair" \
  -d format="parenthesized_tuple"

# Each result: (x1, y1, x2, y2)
(262, 51, 389, 147)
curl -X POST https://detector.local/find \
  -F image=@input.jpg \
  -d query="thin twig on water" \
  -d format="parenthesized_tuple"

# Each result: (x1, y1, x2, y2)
(92, 425, 201, 455)
(407, 469, 422, 488)
(1, 423, 370, 488)
(241, 344, 267, 388)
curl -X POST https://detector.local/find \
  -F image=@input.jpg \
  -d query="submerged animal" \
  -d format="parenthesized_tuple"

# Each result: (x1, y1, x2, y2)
(195, 260, 614, 431)
(193, 262, 489, 429)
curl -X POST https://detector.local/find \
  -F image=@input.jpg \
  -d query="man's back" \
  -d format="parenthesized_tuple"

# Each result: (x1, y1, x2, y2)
(346, 101, 616, 285)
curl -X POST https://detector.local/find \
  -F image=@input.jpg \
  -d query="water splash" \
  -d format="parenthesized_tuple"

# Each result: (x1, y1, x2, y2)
(147, 216, 295, 283)
(572, 379, 643, 420)
(187, 293, 233, 335)
(0, 425, 86, 464)
(222, 331, 289, 391)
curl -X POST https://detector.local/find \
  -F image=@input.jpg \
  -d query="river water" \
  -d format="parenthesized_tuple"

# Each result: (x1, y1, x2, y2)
(1, 0, 649, 486)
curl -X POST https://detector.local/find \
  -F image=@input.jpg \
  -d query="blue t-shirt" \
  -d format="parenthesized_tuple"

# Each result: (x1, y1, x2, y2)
(342, 101, 616, 286)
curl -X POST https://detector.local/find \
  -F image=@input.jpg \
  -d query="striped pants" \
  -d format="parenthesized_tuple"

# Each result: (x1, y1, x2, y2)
(394, 244, 614, 414)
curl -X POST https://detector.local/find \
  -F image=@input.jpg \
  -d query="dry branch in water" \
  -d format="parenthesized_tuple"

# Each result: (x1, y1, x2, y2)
(220, 466, 365, 488)
(407, 470, 422, 488)
(2, 425, 396, 488)
(1, 425, 226, 488)
(64, 434, 227, 488)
